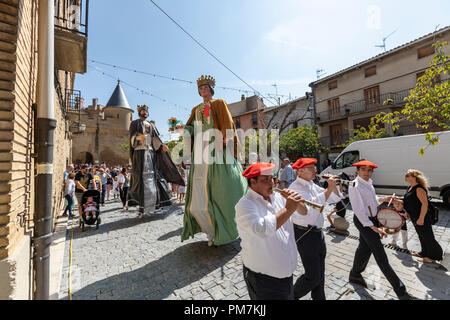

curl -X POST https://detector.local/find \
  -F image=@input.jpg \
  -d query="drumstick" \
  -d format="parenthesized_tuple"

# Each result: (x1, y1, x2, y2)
(368, 206, 374, 217)
(387, 193, 396, 208)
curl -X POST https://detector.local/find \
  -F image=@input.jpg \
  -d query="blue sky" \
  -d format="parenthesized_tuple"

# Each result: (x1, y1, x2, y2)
(75, 0, 450, 141)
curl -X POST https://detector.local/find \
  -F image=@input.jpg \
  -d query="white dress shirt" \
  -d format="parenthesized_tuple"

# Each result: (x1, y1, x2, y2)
(348, 176, 380, 227)
(289, 177, 342, 228)
(235, 188, 298, 279)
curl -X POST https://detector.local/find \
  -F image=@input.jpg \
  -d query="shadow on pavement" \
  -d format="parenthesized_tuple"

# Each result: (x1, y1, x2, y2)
(328, 232, 347, 244)
(69, 206, 183, 241)
(157, 227, 183, 241)
(415, 262, 450, 300)
(69, 240, 241, 300)
(392, 251, 420, 268)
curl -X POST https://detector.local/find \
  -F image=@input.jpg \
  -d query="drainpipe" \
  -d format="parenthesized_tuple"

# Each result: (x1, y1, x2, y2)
(34, 0, 55, 300)
(309, 83, 320, 166)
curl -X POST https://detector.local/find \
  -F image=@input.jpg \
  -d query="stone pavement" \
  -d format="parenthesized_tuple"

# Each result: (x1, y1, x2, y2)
(58, 198, 450, 300)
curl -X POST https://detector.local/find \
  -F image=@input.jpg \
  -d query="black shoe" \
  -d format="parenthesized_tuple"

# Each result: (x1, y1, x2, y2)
(398, 292, 419, 300)
(349, 274, 369, 288)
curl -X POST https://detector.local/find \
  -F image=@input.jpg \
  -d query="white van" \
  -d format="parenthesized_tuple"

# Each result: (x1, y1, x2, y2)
(321, 131, 450, 208)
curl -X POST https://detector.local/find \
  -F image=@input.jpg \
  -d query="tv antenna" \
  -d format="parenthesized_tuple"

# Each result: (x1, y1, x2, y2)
(271, 83, 281, 105)
(375, 30, 396, 52)
(316, 69, 325, 80)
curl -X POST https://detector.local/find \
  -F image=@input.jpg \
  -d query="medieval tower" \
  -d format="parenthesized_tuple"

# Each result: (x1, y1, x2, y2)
(69, 81, 134, 166)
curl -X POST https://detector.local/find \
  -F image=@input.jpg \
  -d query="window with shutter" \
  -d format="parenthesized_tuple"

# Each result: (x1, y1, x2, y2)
(364, 86, 380, 108)
(330, 124, 343, 146)
(328, 98, 341, 119)
(328, 81, 337, 90)
(365, 66, 377, 78)
(418, 44, 435, 59)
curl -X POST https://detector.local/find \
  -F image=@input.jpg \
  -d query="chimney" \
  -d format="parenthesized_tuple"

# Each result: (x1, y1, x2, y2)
(93, 98, 98, 109)
(241, 94, 245, 101)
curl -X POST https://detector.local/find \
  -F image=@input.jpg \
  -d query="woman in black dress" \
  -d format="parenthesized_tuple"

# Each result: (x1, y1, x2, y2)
(393, 169, 443, 263)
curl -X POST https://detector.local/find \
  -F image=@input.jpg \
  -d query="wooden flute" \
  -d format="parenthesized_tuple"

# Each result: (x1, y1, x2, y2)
(274, 188, 325, 213)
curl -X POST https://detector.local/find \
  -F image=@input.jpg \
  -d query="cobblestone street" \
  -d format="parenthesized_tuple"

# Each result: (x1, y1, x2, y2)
(58, 198, 450, 300)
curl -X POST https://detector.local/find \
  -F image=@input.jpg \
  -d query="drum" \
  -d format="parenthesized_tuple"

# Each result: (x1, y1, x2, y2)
(376, 208, 405, 234)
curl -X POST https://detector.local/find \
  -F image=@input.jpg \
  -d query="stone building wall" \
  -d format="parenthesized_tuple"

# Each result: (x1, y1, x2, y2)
(71, 109, 132, 166)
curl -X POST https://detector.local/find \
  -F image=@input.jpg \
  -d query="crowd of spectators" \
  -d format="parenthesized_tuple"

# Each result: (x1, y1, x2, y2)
(62, 162, 131, 217)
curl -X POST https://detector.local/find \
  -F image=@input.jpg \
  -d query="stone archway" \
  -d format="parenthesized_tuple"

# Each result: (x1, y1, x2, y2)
(85, 152, 94, 164)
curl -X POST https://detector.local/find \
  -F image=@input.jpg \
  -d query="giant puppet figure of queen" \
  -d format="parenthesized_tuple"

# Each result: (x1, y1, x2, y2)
(181, 75, 247, 246)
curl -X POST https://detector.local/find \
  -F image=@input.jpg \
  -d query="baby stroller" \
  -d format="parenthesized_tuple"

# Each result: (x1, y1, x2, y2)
(79, 189, 101, 231)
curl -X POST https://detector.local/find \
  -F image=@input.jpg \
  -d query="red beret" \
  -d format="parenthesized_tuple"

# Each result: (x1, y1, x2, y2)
(242, 163, 276, 179)
(352, 160, 378, 169)
(292, 158, 317, 170)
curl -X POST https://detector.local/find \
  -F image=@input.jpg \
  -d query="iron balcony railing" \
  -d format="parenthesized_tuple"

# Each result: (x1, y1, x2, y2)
(317, 87, 414, 123)
(319, 134, 350, 148)
(54, 0, 89, 37)
(66, 89, 82, 112)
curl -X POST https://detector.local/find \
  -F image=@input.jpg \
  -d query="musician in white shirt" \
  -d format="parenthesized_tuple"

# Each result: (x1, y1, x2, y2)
(235, 163, 308, 300)
(288, 158, 341, 300)
(348, 160, 416, 300)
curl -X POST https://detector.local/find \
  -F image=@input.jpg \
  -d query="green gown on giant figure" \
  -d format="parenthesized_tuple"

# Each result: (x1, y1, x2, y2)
(181, 75, 247, 246)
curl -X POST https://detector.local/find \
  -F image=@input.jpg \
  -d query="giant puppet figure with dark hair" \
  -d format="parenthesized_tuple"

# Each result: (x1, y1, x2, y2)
(181, 75, 248, 246)
(128, 104, 184, 218)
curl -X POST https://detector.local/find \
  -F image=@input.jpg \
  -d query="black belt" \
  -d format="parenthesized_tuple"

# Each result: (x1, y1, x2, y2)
(294, 224, 322, 233)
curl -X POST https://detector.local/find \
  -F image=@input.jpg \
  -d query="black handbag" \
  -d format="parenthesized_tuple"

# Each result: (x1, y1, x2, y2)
(427, 197, 439, 225)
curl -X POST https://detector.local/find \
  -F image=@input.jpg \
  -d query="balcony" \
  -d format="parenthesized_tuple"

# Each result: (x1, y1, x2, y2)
(66, 89, 82, 111)
(319, 134, 350, 149)
(317, 87, 413, 124)
(54, 0, 89, 74)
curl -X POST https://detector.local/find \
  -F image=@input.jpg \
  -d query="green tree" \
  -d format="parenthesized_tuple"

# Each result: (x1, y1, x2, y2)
(280, 125, 319, 159)
(166, 136, 184, 158)
(340, 117, 391, 148)
(243, 130, 278, 162)
(370, 41, 450, 154)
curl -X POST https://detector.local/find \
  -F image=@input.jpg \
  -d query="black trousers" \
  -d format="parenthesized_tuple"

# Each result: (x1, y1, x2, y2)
(101, 184, 106, 204)
(413, 222, 443, 261)
(120, 187, 129, 207)
(243, 265, 294, 300)
(293, 226, 326, 300)
(350, 215, 406, 297)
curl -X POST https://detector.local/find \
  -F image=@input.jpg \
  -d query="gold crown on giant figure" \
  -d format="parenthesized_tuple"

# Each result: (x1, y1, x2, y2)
(197, 75, 216, 88)
(137, 104, 149, 112)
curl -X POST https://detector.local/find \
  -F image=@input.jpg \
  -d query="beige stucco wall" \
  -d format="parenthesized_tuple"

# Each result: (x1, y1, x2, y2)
(315, 31, 450, 115)
(315, 30, 450, 140)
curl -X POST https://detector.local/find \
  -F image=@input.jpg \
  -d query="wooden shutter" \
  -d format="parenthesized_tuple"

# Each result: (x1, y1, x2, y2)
(328, 80, 337, 90)
(365, 66, 377, 78)
(330, 124, 343, 146)
(328, 98, 340, 119)
(418, 44, 435, 59)
(364, 86, 380, 108)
